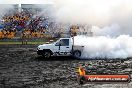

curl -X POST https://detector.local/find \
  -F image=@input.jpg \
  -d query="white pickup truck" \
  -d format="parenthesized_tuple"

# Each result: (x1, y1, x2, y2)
(37, 37, 84, 58)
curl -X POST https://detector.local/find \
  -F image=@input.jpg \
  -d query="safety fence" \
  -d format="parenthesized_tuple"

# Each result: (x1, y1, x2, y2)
(0, 37, 56, 45)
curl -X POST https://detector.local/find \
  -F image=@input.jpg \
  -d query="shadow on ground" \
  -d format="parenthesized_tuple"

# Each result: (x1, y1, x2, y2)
(35, 56, 78, 61)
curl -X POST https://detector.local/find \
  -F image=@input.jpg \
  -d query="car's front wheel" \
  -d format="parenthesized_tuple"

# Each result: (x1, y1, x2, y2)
(42, 51, 51, 58)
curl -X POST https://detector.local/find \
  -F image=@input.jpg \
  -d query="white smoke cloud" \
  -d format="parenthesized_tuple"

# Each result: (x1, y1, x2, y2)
(0, 5, 14, 19)
(53, 0, 132, 36)
(0, 0, 53, 4)
(21, 0, 53, 4)
(75, 35, 132, 59)
(91, 24, 121, 37)
(0, 0, 20, 4)
(52, 0, 132, 59)
(53, 0, 132, 24)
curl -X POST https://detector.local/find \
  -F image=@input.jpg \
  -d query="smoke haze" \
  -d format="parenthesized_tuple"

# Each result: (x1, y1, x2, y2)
(53, 0, 132, 36)
(52, 0, 132, 58)
(0, 5, 14, 19)
(75, 35, 132, 59)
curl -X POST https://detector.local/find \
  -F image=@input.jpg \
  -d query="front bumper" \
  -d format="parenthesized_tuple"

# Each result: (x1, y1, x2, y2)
(37, 50, 43, 55)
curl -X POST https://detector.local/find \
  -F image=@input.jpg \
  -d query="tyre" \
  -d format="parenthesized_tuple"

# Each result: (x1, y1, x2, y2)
(73, 50, 81, 58)
(42, 51, 51, 58)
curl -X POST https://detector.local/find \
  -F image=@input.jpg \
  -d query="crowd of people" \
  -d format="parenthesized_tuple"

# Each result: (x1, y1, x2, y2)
(0, 8, 53, 39)
(0, 7, 83, 40)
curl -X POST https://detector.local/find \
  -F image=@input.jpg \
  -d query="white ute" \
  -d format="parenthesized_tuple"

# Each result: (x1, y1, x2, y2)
(37, 37, 84, 58)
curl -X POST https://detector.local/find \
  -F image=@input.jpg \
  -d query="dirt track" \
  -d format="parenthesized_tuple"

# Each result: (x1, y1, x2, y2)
(0, 45, 132, 88)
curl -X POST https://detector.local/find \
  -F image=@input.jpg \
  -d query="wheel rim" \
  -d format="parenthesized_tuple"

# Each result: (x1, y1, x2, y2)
(44, 52, 50, 58)
(74, 51, 80, 57)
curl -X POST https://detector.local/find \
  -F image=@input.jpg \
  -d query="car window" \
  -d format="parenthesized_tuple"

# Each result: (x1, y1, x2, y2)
(55, 39, 69, 46)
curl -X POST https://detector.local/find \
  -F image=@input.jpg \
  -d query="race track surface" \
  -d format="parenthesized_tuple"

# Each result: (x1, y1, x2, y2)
(0, 45, 132, 88)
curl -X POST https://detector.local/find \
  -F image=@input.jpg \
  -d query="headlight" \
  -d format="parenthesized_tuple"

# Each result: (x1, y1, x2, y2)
(37, 47, 40, 50)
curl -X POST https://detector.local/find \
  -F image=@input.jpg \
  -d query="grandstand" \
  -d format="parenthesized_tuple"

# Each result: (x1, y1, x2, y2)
(0, 4, 54, 40)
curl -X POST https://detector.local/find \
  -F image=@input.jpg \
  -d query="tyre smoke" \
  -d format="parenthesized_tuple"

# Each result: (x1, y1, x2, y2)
(74, 35, 132, 59)
(53, 0, 132, 58)
(53, 0, 132, 35)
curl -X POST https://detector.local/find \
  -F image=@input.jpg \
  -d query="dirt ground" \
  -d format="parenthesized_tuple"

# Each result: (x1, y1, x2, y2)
(0, 45, 132, 88)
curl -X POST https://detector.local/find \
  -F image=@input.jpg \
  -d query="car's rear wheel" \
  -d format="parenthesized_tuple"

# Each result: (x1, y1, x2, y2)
(42, 51, 51, 58)
(73, 50, 81, 58)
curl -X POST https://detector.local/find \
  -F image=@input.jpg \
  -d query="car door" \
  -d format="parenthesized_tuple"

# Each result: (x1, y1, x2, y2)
(54, 39, 72, 55)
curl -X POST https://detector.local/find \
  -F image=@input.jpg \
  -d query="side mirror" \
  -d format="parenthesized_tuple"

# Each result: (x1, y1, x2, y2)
(55, 43, 61, 46)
